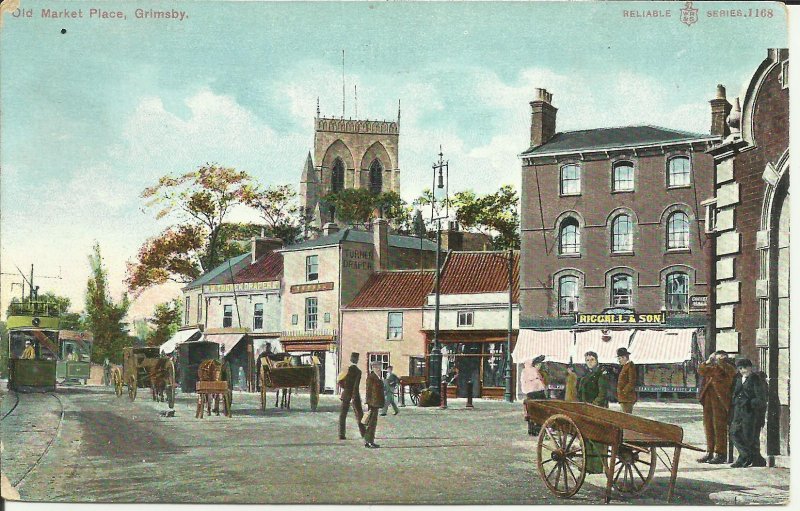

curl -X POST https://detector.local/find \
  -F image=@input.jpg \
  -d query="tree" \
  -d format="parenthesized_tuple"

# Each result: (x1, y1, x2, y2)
(128, 164, 257, 293)
(145, 299, 182, 348)
(85, 243, 131, 363)
(412, 209, 428, 238)
(322, 189, 411, 229)
(247, 184, 304, 245)
(450, 185, 520, 250)
(5, 292, 84, 330)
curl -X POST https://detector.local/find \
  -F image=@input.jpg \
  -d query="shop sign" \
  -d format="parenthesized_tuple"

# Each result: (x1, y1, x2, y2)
(290, 282, 334, 294)
(575, 311, 666, 325)
(689, 295, 708, 311)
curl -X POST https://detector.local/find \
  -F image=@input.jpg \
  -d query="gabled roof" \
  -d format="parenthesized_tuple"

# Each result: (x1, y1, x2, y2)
(438, 251, 520, 302)
(521, 125, 715, 157)
(281, 228, 437, 252)
(234, 251, 283, 283)
(183, 253, 250, 290)
(345, 270, 435, 309)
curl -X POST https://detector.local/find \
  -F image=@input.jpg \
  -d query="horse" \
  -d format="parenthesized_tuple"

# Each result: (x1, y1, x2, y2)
(197, 359, 225, 416)
(148, 358, 171, 402)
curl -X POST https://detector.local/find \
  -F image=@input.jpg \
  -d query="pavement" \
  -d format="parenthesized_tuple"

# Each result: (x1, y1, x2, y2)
(0, 384, 791, 505)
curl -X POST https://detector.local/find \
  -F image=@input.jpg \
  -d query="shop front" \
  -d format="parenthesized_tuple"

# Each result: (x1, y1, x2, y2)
(279, 330, 337, 393)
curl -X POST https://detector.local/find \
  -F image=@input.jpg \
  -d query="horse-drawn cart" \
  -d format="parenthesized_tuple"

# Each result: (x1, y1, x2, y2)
(523, 399, 703, 503)
(258, 354, 320, 411)
(112, 347, 176, 409)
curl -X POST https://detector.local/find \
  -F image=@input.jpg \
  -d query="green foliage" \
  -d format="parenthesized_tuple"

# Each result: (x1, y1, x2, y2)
(247, 184, 304, 245)
(85, 243, 131, 364)
(322, 189, 411, 229)
(145, 299, 182, 348)
(412, 209, 428, 238)
(451, 185, 520, 250)
(126, 225, 205, 292)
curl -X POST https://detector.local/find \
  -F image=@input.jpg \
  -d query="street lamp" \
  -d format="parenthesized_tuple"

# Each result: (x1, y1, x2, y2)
(503, 248, 514, 402)
(428, 147, 449, 400)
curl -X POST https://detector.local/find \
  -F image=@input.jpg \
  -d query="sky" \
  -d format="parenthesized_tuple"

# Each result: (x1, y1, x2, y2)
(0, 0, 788, 321)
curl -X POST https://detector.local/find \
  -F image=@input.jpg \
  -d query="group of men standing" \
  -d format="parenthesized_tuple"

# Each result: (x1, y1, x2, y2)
(337, 352, 400, 449)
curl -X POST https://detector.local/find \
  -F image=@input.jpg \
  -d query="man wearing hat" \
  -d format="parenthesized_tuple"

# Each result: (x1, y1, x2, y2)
(616, 347, 637, 414)
(729, 358, 767, 468)
(521, 355, 548, 400)
(21, 340, 36, 360)
(697, 350, 737, 464)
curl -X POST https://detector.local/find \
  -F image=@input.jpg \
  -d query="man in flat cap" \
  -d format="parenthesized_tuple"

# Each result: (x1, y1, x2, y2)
(729, 358, 767, 468)
(616, 347, 637, 414)
(697, 350, 737, 464)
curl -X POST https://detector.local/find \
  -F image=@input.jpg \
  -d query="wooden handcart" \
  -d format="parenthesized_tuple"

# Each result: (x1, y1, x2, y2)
(112, 347, 176, 409)
(259, 355, 320, 411)
(524, 400, 703, 503)
(399, 375, 426, 406)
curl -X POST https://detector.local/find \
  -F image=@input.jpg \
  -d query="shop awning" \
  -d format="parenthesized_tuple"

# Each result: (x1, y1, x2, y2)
(201, 332, 246, 356)
(574, 329, 635, 364)
(159, 328, 202, 355)
(627, 329, 696, 364)
(512, 329, 573, 364)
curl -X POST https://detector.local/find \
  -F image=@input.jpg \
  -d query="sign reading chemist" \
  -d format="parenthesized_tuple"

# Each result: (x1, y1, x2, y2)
(575, 309, 666, 326)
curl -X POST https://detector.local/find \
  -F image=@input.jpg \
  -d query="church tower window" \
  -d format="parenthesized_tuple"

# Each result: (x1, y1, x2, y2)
(331, 158, 345, 193)
(369, 159, 383, 194)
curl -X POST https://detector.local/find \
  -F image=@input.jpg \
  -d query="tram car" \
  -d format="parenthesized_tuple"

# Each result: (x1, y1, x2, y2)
(57, 330, 93, 384)
(6, 301, 60, 392)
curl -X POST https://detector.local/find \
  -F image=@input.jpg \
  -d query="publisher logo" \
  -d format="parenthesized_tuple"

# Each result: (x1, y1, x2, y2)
(680, 1, 699, 26)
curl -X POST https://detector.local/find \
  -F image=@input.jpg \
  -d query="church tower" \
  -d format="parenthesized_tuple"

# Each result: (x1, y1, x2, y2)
(300, 103, 401, 226)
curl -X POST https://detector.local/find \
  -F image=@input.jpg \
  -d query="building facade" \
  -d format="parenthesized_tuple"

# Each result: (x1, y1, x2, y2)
(706, 48, 789, 459)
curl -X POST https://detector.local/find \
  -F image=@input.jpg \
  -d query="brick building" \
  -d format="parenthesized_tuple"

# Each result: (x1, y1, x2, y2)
(706, 48, 789, 459)
(517, 88, 720, 393)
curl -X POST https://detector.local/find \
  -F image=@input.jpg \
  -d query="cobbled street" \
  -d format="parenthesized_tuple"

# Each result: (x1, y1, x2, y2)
(0, 386, 790, 505)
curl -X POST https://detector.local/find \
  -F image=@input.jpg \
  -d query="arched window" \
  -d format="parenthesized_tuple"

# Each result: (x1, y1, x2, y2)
(369, 159, 383, 194)
(667, 211, 690, 249)
(613, 162, 634, 191)
(559, 218, 580, 255)
(560, 164, 581, 195)
(665, 272, 689, 311)
(331, 158, 345, 193)
(667, 156, 691, 187)
(611, 214, 633, 252)
(558, 275, 579, 315)
(611, 274, 633, 306)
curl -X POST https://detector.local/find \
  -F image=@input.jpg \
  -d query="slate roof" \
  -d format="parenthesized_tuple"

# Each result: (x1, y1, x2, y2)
(521, 125, 715, 156)
(282, 228, 437, 252)
(345, 270, 435, 309)
(438, 251, 520, 303)
(234, 251, 283, 283)
(183, 253, 250, 290)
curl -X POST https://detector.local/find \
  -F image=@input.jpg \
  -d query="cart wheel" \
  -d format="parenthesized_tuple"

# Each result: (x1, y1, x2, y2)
(166, 359, 176, 409)
(113, 367, 123, 397)
(310, 362, 320, 412)
(409, 385, 421, 405)
(536, 413, 587, 498)
(613, 445, 656, 493)
(128, 373, 137, 401)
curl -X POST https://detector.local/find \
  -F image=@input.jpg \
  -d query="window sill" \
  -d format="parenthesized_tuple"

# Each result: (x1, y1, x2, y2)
(667, 185, 692, 190)
(666, 248, 691, 254)
(610, 251, 635, 257)
(560, 193, 582, 198)
(558, 253, 581, 259)
(386, 338, 403, 342)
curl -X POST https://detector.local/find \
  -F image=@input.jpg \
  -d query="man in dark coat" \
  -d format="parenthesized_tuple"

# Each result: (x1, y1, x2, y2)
(337, 352, 366, 440)
(729, 358, 767, 468)
(697, 350, 737, 463)
(577, 351, 609, 474)
(616, 347, 637, 414)
(380, 365, 400, 416)
(363, 362, 386, 448)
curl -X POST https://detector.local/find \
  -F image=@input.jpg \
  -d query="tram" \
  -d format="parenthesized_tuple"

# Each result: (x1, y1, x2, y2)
(57, 330, 93, 384)
(6, 301, 60, 392)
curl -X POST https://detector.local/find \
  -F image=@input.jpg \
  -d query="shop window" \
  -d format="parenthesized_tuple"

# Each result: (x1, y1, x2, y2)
(387, 312, 403, 339)
(611, 274, 633, 306)
(559, 218, 580, 255)
(613, 161, 634, 191)
(368, 352, 390, 379)
(665, 272, 689, 312)
(457, 311, 474, 327)
(306, 255, 319, 281)
(185, 296, 190, 325)
(305, 297, 318, 330)
(223, 304, 233, 328)
(611, 214, 633, 252)
(667, 212, 690, 250)
(409, 356, 426, 377)
(560, 164, 581, 195)
(558, 275, 579, 315)
(667, 156, 691, 187)
(253, 303, 264, 330)
(482, 343, 507, 388)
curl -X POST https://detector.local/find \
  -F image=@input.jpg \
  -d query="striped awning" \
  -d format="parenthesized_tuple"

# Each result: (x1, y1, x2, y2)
(574, 329, 635, 364)
(627, 329, 696, 364)
(512, 329, 573, 364)
(159, 328, 202, 355)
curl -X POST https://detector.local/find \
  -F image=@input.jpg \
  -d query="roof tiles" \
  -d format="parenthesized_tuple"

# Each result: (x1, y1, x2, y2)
(234, 251, 283, 283)
(345, 270, 434, 309)
(439, 251, 520, 302)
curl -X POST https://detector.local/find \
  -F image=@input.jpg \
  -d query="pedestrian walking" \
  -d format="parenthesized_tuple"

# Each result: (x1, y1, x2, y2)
(102, 358, 112, 387)
(729, 358, 768, 468)
(697, 350, 737, 464)
(616, 347, 637, 414)
(380, 365, 400, 416)
(564, 364, 578, 402)
(521, 355, 548, 399)
(577, 351, 609, 474)
(337, 352, 366, 440)
(363, 361, 385, 448)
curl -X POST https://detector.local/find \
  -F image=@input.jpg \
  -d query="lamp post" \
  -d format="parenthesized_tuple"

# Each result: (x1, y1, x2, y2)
(428, 147, 449, 399)
(503, 248, 514, 402)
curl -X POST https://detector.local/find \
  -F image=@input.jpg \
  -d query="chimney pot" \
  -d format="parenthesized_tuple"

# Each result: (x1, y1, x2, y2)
(251, 236, 283, 264)
(716, 84, 727, 99)
(530, 88, 558, 147)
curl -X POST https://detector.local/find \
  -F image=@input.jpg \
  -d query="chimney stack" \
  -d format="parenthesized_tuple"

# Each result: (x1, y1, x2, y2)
(373, 218, 389, 271)
(251, 237, 283, 264)
(530, 88, 557, 148)
(709, 84, 732, 138)
(322, 222, 340, 236)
